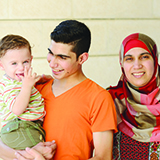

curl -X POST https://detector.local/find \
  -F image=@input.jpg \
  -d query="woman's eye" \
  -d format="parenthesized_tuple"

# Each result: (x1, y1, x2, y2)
(126, 58, 132, 61)
(141, 55, 149, 59)
(124, 57, 133, 62)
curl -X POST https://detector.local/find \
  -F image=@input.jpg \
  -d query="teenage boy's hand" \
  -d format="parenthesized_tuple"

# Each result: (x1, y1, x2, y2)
(36, 74, 53, 84)
(33, 141, 57, 160)
(14, 148, 45, 160)
(16, 141, 57, 160)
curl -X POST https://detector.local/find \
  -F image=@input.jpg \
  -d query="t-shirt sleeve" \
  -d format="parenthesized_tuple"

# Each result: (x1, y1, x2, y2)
(35, 83, 44, 93)
(35, 79, 53, 94)
(90, 90, 118, 133)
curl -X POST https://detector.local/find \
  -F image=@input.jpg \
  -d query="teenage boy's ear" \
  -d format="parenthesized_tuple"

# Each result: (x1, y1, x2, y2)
(78, 52, 89, 64)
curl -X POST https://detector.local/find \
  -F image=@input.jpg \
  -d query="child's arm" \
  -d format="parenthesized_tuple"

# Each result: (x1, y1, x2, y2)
(12, 67, 41, 115)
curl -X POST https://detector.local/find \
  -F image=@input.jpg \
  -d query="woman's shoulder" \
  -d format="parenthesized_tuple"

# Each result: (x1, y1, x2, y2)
(107, 80, 124, 99)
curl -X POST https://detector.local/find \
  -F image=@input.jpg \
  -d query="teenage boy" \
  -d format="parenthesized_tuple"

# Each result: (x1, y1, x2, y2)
(0, 20, 117, 160)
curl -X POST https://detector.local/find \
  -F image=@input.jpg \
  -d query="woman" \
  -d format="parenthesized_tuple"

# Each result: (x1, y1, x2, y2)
(107, 33, 160, 159)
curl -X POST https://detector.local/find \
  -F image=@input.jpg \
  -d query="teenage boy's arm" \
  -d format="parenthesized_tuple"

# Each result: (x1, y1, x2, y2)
(88, 130, 113, 160)
(12, 67, 41, 115)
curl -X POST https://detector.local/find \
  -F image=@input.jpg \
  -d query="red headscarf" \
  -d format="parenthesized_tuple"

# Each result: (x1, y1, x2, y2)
(124, 39, 150, 55)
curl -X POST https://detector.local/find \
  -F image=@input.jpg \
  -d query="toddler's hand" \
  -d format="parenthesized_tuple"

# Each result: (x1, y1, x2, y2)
(21, 67, 41, 88)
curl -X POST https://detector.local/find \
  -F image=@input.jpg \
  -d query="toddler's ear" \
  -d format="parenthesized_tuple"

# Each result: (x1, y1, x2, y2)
(0, 61, 4, 70)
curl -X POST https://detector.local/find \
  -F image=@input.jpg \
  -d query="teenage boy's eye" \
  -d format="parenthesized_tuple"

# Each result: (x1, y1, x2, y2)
(59, 55, 67, 60)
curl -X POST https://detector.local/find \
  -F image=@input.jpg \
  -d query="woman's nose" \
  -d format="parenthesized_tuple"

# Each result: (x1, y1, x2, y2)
(133, 60, 142, 69)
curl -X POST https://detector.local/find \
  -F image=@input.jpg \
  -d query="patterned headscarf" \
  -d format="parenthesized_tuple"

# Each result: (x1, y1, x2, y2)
(108, 33, 160, 142)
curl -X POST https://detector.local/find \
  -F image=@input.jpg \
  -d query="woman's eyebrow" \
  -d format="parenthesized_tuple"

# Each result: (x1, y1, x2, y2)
(140, 52, 150, 56)
(124, 54, 132, 58)
(124, 52, 150, 58)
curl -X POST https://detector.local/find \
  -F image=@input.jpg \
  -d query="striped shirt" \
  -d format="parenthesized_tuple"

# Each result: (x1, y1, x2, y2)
(0, 75, 45, 127)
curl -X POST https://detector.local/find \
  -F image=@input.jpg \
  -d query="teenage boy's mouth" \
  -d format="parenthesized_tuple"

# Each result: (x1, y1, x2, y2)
(52, 69, 63, 74)
(53, 69, 63, 72)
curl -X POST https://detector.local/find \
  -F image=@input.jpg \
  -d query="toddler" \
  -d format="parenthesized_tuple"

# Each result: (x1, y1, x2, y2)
(0, 34, 45, 150)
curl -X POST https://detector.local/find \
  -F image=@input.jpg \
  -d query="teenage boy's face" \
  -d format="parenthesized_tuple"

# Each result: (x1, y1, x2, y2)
(0, 47, 32, 81)
(47, 40, 81, 80)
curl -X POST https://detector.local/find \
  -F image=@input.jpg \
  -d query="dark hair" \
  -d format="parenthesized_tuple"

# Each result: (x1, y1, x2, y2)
(0, 34, 31, 58)
(50, 20, 91, 59)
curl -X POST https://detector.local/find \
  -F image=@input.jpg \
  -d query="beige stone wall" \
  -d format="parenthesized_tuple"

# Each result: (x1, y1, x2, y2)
(0, 0, 159, 158)
(0, 0, 159, 88)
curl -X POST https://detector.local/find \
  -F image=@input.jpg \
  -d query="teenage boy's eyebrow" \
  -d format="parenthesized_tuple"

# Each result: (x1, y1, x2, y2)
(48, 48, 54, 55)
(48, 48, 71, 58)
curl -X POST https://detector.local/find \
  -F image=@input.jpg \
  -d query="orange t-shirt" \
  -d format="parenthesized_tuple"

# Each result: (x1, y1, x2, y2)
(37, 79, 117, 160)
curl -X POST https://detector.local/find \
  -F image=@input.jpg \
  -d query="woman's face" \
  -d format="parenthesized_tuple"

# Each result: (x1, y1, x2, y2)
(123, 47, 154, 87)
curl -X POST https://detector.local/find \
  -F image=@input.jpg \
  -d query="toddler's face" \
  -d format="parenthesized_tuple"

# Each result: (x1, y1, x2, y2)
(0, 47, 32, 81)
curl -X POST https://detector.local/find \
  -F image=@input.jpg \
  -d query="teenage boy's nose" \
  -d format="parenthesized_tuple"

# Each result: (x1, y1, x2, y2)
(49, 57, 58, 68)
